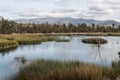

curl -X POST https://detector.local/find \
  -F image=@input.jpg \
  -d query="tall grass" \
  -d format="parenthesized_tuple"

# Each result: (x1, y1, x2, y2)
(11, 60, 120, 80)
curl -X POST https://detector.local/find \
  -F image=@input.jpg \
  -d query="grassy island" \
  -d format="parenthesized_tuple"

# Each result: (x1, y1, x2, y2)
(82, 38, 108, 44)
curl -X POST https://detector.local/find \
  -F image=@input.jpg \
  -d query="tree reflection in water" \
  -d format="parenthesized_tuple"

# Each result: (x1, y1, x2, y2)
(112, 51, 120, 70)
(87, 36, 104, 65)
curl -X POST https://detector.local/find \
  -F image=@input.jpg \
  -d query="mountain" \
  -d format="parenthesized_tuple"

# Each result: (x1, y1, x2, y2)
(0, 16, 3, 21)
(15, 17, 120, 27)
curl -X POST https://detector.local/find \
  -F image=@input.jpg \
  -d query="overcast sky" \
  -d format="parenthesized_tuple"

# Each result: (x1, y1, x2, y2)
(0, 0, 120, 21)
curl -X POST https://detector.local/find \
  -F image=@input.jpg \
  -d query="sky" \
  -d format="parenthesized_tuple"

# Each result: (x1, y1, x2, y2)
(0, 0, 120, 21)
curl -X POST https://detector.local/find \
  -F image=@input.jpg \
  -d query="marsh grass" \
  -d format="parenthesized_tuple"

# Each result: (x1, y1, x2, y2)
(0, 34, 70, 51)
(15, 36, 55, 45)
(55, 39, 70, 42)
(82, 38, 107, 44)
(11, 60, 120, 80)
(0, 39, 18, 51)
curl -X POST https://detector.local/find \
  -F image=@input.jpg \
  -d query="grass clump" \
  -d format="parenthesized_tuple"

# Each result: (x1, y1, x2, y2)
(82, 38, 107, 44)
(55, 39, 70, 42)
(11, 60, 103, 80)
(11, 60, 120, 80)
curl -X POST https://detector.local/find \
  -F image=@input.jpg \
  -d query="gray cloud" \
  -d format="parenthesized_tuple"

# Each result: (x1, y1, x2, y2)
(0, 9, 10, 12)
(51, 9, 76, 13)
(16, 9, 81, 18)
(12, 0, 120, 21)
(54, 0, 72, 6)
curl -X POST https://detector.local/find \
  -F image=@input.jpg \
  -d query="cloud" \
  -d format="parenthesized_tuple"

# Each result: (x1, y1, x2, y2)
(51, 9, 76, 13)
(54, 0, 72, 6)
(84, 0, 120, 20)
(0, 9, 10, 12)
(16, 9, 80, 18)
(9, 0, 120, 21)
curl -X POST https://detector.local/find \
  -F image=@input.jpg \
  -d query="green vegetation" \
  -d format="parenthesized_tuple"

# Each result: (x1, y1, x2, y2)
(0, 19, 120, 34)
(0, 34, 71, 51)
(55, 39, 70, 42)
(11, 60, 120, 80)
(0, 39, 18, 51)
(82, 38, 108, 44)
(15, 35, 56, 45)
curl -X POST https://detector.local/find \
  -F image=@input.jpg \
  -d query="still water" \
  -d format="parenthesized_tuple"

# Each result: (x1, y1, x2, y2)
(0, 36, 120, 80)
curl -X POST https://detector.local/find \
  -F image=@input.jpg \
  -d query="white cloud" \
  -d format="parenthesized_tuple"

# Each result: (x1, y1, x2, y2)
(1, 0, 120, 21)
(17, 9, 81, 18)
(54, 0, 72, 6)
(86, 0, 120, 21)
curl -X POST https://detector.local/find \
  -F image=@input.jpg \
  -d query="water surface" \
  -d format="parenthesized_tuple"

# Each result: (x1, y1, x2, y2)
(0, 36, 120, 80)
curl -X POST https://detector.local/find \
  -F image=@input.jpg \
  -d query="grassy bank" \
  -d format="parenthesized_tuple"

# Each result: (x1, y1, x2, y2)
(44, 32, 120, 36)
(0, 34, 70, 51)
(11, 60, 120, 80)
(82, 38, 108, 44)
(15, 36, 56, 45)
(0, 39, 19, 51)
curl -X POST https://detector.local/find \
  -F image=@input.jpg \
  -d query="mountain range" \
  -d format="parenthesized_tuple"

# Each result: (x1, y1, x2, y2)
(0, 16, 3, 21)
(13, 17, 120, 27)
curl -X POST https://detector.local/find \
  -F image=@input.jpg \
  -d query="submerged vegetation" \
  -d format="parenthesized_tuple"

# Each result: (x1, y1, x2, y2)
(11, 60, 120, 80)
(82, 38, 108, 44)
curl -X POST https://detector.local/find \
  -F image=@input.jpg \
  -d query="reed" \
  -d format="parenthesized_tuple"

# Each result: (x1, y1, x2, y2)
(11, 60, 120, 80)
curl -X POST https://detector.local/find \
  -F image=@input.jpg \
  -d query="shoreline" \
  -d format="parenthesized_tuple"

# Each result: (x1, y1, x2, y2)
(9, 32, 120, 36)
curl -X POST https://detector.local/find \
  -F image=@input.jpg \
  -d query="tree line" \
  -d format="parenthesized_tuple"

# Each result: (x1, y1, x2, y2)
(0, 19, 120, 34)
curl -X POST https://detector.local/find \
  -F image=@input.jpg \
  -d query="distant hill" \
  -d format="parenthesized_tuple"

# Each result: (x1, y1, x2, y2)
(0, 16, 3, 21)
(14, 17, 120, 27)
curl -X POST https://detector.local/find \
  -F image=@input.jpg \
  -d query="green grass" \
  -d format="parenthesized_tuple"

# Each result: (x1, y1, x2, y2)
(0, 39, 19, 51)
(0, 34, 70, 51)
(82, 38, 108, 44)
(15, 36, 56, 45)
(42, 32, 120, 36)
(55, 39, 70, 42)
(11, 60, 120, 80)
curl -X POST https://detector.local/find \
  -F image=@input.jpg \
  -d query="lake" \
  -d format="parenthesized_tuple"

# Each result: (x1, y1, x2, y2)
(0, 36, 120, 80)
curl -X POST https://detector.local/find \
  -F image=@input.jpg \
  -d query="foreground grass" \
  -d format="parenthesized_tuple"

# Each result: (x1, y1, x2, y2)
(11, 60, 120, 80)
(82, 38, 108, 44)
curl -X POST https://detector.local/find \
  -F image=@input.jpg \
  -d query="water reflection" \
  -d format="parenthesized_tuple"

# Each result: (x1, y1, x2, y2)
(0, 47, 18, 56)
(112, 52, 120, 71)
